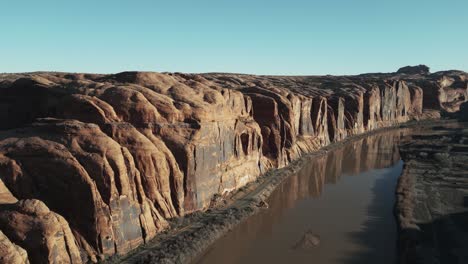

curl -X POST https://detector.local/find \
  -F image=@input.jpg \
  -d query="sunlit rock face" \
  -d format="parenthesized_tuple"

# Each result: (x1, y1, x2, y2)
(0, 68, 466, 262)
(0, 230, 29, 264)
(0, 72, 263, 262)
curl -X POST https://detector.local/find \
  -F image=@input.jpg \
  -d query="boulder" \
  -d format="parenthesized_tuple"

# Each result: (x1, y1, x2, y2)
(293, 230, 321, 249)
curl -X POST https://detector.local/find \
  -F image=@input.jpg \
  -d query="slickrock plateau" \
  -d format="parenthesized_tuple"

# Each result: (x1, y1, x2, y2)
(0, 66, 467, 263)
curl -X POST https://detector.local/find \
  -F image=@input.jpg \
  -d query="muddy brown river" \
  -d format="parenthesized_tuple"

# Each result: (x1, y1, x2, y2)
(196, 129, 410, 264)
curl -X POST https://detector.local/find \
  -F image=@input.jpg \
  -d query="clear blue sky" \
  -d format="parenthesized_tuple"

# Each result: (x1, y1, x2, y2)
(1, 0, 467, 75)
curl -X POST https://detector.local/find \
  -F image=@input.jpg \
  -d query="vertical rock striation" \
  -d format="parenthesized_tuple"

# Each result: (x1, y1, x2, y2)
(0, 67, 466, 263)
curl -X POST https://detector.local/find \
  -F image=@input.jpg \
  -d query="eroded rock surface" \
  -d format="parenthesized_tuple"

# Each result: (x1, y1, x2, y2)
(0, 230, 29, 264)
(0, 67, 467, 262)
(396, 124, 468, 264)
(0, 199, 81, 264)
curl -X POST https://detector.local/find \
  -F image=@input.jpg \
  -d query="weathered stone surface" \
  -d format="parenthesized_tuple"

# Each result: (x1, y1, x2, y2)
(0, 72, 264, 262)
(0, 199, 82, 264)
(396, 124, 468, 264)
(0, 230, 29, 264)
(0, 120, 162, 260)
(327, 96, 347, 142)
(415, 71, 468, 112)
(125, 127, 409, 264)
(0, 68, 466, 262)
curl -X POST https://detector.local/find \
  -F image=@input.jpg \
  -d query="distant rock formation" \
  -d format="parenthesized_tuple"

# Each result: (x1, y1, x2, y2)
(397, 65, 430, 75)
(0, 68, 467, 263)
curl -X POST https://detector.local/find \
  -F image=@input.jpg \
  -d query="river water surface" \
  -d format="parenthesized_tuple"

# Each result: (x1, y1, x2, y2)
(196, 129, 410, 264)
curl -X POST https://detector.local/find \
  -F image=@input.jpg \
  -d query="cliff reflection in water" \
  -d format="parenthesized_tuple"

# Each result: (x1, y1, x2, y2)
(198, 129, 411, 264)
(270, 129, 404, 214)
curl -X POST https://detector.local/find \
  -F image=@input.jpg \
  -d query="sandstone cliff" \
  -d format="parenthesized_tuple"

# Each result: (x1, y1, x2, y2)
(0, 67, 466, 263)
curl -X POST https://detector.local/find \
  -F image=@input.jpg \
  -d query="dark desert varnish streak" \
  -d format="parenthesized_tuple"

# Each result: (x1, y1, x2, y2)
(196, 129, 409, 264)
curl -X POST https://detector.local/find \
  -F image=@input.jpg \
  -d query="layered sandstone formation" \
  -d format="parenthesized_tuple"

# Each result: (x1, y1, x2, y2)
(396, 123, 468, 264)
(0, 67, 467, 263)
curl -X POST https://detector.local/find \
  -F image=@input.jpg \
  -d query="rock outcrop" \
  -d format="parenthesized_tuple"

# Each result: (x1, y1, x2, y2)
(0, 230, 29, 264)
(122, 123, 408, 264)
(397, 65, 430, 75)
(0, 200, 82, 264)
(0, 68, 467, 263)
(396, 123, 468, 264)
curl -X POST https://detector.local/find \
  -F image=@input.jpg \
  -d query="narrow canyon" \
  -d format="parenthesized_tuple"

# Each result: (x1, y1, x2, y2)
(0, 65, 467, 263)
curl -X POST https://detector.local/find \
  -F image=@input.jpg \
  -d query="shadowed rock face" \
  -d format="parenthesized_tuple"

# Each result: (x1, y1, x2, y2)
(0, 68, 466, 263)
(396, 124, 468, 264)
(0, 199, 81, 264)
(397, 65, 430, 75)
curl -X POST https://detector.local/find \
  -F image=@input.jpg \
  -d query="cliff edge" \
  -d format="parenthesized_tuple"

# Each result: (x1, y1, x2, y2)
(0, 67, 467, 263)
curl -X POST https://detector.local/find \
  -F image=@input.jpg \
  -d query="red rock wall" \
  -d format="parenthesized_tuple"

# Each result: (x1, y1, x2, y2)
(0, 70, 466, 263)
(0, 73, 264, 262)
